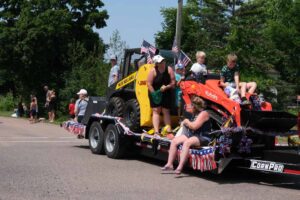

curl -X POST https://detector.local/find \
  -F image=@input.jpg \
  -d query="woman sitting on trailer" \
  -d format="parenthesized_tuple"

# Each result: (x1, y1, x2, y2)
(162, 96, 211, 175)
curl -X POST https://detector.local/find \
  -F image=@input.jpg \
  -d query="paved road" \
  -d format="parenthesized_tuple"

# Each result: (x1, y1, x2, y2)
(0, 117, 299, 200)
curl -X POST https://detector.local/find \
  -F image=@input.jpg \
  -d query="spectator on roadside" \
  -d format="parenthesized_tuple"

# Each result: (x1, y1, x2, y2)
(17, 101, 24, 117)
(44, 85, 51, 109)
(33, 96, 39, 119)
(22, 103, 28, 117)
(48, 90, 56, 123)
(29, 97, 37, 123)
(30, 94, 38, 117)
(108, 55, 120, 87)
(74, 89, 88, 123)
(68, 98, 76, 119)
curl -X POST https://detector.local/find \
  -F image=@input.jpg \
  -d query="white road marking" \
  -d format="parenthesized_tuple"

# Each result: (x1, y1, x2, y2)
(0, 136, 74, 139)
(0, 140, 84, 143)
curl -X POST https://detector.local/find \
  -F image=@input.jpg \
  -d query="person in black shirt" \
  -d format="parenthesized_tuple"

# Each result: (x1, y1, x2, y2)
(147, 55, 175, 135)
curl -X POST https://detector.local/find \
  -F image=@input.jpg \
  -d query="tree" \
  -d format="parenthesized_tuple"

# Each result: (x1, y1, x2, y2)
(155, 0, 237, 67)
(106, 29, 128, 64)
(155, 0, 299, 109)
(0, 0, 109, 113)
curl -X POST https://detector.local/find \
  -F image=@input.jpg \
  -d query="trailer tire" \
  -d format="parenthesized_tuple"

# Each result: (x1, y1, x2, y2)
(89, 121, 105, 154)
(106, 97, 124, 117)
(104, 124, 126, 159)
(123, 99, 140, 131)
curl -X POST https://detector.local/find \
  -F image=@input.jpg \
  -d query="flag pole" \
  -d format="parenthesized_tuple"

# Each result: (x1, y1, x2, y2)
(175, 0, 183, 52)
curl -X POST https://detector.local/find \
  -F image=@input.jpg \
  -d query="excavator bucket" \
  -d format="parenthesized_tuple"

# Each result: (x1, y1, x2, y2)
(241, 110, 297, 132)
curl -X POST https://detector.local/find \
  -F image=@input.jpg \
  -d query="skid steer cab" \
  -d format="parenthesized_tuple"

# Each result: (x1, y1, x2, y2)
(101, 48, 179, 131)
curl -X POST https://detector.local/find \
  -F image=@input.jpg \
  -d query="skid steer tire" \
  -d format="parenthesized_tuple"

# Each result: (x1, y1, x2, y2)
(104, 124, 126, 159)
(123, 99, 141, 131)
(89, 121, 105, 154)
(106, 97, 124, 117)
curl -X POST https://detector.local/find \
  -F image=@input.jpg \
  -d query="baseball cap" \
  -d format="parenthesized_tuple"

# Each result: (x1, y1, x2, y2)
(110, 55, 117, 60)
(175, 63, 184, 70)
(77, 89, 88, 95)
(152, 55, 165, 64)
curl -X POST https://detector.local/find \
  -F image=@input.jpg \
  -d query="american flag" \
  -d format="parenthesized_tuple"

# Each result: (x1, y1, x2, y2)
(146, 49, 153, 64)
(172, 39, 179, 54)
(178, 50, 191, 67)
(141, 40, 157, 55)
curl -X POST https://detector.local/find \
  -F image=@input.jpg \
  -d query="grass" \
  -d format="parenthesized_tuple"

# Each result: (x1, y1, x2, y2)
(287, 108, 299, 116)
(0, 111, 13, 117)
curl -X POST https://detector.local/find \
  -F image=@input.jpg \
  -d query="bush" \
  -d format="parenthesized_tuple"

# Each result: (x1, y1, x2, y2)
(0, 92, 15, 111)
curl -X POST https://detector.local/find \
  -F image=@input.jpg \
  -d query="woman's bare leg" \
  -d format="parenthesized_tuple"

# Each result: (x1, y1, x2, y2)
(152, 107, 161, 133)
(162, 108, 171, 131)
(52, 111, 55, 121)
(176, 136, 200, 172)
(164, 135, 188, 168)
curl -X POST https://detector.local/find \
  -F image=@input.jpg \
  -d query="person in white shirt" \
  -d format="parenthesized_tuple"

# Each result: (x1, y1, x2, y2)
(108, 55, 120, 87)
(190, 51, 207, 76)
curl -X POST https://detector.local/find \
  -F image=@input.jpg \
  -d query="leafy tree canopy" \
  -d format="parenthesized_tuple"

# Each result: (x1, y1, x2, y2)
(0, 0, 109, 113)
(155, 0, 300, 109)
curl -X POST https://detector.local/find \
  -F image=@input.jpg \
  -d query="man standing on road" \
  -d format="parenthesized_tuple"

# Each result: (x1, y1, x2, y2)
(44, 86, 51, 109)
(108, 55, 120, 87)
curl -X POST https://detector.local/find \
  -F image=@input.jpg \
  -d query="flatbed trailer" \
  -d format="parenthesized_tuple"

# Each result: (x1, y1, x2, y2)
(63, 112, 300, 176)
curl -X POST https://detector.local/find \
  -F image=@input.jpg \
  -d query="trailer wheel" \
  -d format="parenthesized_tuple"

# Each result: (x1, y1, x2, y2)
(123, 99, 140, 131)
(104, 124, 126, 159)
(88, 121, 105, 154)
(106, 97, 124, 117)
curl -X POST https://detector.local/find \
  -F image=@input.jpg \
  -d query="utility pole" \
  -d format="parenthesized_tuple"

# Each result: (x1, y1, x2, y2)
(175, 0, 183, 51)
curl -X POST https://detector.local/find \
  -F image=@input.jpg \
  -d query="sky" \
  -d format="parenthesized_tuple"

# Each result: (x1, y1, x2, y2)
(97, 0, 180, 48)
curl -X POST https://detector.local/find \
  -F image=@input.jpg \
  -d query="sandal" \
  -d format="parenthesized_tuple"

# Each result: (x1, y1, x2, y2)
(174, 169, 182, 175)
(161, 165, 174, 171)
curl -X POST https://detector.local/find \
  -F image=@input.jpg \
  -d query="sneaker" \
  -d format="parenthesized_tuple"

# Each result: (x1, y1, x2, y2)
(241, 99, 251, 105)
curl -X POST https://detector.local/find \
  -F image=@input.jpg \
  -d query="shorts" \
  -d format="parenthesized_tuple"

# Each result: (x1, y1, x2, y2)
(149, 90, 171, 109)
(30, 110, 37, 117)
(183, 130, 211, 146)
(69, 114, 75, 119)
(48, 101, 56, 112)
(77, 115, 84, 123)
(226, 82, 236, 88)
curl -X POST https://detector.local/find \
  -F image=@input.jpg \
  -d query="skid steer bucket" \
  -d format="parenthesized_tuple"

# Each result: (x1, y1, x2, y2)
(241, 110, 297, 132)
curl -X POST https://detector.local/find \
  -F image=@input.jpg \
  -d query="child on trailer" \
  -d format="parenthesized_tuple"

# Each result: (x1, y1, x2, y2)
(175, 63, 185, 117)
(190, 51, 207, 77)
(162, 96, 211, 175)
(220, 53, 257, 105)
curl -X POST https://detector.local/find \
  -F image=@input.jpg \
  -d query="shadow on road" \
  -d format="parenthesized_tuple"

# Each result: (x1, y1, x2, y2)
(133, 155, 300, 190)
(72, 144, 300, 190)
(73, 145, 90, 149)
